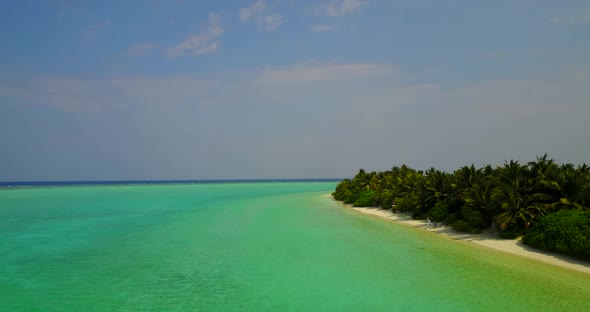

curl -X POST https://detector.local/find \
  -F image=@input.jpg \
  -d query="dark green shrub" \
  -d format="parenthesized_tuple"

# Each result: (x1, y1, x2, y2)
(428, 202, 449, 222)
(461, 207, 484, 228)
(382, 196, 393, 210)
(342, 190, 356, 204)
(353, 190, 377, 207)
(394, 196, 417, 212)
(444, 213, 459, 226)
(523, 210, 590, 259)
(453, 220, 481, 234)
(412, 210, 423, 220)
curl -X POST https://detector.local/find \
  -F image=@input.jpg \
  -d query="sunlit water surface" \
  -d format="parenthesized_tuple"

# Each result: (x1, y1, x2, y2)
(1, 182, 588, 311)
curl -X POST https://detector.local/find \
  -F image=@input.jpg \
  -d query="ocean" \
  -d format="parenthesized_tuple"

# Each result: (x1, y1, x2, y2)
(1, 181, 588, 311)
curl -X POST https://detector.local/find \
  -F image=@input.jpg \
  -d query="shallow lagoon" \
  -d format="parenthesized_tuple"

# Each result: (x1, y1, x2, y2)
(1, 182, 588, 311)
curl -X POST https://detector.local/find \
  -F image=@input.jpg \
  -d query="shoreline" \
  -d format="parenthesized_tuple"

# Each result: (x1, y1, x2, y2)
(328, 195, 590, 275)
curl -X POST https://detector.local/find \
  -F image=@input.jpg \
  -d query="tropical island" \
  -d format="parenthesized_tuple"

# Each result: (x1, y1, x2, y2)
(332, 154, 590, 261)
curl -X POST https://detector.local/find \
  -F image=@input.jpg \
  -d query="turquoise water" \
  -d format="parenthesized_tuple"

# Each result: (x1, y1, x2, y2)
(1, 182, 588, 311)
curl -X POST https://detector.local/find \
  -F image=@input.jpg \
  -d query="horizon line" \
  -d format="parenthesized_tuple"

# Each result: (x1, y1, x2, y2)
(0, 178, 343, 186)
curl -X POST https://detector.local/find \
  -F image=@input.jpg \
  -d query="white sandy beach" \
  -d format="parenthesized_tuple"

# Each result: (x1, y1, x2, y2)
(328, 195, 590, 275)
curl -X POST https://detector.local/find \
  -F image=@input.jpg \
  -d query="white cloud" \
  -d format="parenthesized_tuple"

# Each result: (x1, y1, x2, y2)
(81, 19, 111, 36)
(126, 42, 159, 57)
(0, 62, 397, 112)
(240, 0, 269, 20)
(0, 76, 120, 113)
(311, 24, 335, 32)
(109, 77, 213, 104)
(0, 75, 214, 113)
(5, 59, 590, 179)
(240, 0, 285, 31)
(257, 14, 285, 31)
(320, 0, 368, 17)
(550, 6, 590, 24)
(193, 42, 218, 56)
(167, 13, 223, 57)
(256, 62, 396, 85)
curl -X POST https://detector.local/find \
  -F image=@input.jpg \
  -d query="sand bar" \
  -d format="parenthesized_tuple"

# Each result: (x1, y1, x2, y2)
(329, 195, 590, 275)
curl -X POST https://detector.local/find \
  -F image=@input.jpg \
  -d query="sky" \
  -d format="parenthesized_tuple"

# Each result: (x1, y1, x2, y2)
(1, 0, 590, 181)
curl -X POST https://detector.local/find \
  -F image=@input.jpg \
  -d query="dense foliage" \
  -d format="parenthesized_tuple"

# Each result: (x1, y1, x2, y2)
(332, 155, 590, 241)
(523, 210, 590, 259)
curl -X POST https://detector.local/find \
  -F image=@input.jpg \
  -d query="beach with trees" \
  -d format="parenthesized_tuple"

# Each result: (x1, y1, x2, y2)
(332, 154, 590, 262)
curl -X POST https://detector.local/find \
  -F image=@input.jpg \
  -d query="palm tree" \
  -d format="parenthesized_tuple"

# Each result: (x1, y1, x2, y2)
(528, 153, 556, 177)
(414, 168, 449, 218)
(448, 164, 482, 213)
(495, 201, 545, 230)
(538, 165, 590, 211)
(463, 182, 496, 228)
(492, 160, 541, 230)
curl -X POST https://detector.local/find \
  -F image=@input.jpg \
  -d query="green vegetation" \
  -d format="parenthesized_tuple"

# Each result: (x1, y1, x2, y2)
(523, 210, 590, 259)
(332, 154, 590, 258)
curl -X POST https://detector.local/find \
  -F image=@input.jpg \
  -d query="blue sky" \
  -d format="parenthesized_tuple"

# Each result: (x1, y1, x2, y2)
(1, 0, 590, 180)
